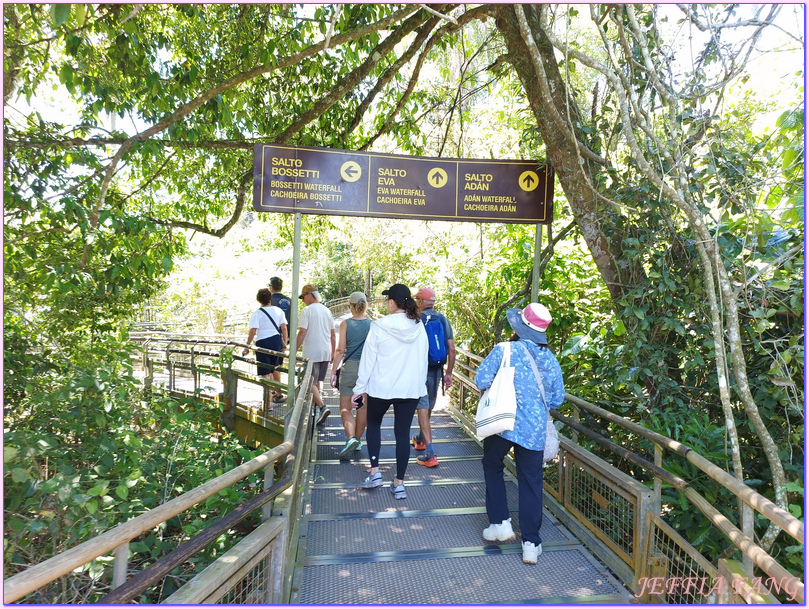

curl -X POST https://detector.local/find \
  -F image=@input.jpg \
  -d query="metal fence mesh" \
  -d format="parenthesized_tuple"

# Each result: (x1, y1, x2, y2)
(568, 457, 634, 559)
(643, 514, 717, 604)
(543, 454, 561, 500)
(217, 555, 271, 604)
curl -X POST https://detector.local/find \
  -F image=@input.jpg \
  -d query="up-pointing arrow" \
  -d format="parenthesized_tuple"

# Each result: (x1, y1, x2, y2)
(430, 170, 444, 186)
(522, 174, 535, 188)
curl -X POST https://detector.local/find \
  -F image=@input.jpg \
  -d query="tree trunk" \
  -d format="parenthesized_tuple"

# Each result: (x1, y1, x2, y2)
(494, 5, 642, 302)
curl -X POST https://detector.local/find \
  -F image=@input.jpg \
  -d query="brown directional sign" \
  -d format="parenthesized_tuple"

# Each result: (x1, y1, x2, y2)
(253, 144, 554, 224)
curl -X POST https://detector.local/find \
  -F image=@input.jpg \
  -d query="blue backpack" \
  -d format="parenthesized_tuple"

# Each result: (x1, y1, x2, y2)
(424, 314, 448, 367)
(273, 293, 292, 324)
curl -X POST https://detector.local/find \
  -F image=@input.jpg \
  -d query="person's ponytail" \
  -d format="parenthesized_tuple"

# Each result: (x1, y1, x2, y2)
(402, 296, 420, 321)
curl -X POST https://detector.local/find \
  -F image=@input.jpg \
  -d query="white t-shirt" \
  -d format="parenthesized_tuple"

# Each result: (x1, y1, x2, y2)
(248, 306, 286, 341)
(299, 302, 334, 362)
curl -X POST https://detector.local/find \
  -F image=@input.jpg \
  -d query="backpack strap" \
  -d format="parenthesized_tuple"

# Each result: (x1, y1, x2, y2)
(258, 307, 282, 336)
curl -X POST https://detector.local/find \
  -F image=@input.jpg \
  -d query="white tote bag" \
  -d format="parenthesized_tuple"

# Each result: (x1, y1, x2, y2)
(475, 342, 518, 440)
(519, 342, 559, 462)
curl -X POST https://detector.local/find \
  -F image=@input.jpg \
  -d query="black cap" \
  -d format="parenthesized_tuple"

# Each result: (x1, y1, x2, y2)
(382, 283, 411, 302)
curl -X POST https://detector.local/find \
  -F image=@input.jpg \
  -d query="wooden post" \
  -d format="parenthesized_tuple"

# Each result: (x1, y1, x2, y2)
(653, 444, 662, 514)
(571, 404, 579, 444)
(111, 543, 128, 589)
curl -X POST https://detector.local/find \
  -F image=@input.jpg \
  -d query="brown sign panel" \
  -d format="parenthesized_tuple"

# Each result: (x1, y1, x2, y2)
(253, 144, 554, 224)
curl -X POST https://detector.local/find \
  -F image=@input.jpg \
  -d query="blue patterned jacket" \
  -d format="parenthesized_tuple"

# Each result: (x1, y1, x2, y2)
(474, 339, 565, 451)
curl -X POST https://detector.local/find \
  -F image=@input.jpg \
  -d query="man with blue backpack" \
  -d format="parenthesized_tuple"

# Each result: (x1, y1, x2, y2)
(267, 276, 292, 403)
(268, 276, 292, 326)
(412, 286, 456, 467)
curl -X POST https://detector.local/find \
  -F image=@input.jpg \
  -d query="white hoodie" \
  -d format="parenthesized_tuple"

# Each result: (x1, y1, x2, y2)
(352, 312, 428, 400)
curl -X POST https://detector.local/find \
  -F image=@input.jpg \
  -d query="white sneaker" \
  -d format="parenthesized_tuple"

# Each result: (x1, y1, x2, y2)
(482, 517, 516, 542)
(522, 541, 542, 564)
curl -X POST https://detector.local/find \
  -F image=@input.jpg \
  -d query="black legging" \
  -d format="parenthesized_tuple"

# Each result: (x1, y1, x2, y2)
(365, 396, 418, 480)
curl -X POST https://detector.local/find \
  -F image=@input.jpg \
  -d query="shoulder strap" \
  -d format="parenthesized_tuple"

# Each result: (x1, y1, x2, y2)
(500, 341, 511, 368)
(259, 307, 281, 335)
(516, 342, 548, 410)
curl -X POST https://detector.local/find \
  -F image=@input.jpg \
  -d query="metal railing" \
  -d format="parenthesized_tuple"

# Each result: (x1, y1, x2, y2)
(4, 335, 317, 605)
(325, 295, 387, 319)
(448, 346, 804, 604)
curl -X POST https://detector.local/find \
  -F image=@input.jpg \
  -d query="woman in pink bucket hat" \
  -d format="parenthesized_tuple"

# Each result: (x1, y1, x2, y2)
(474, 302, 565, 564)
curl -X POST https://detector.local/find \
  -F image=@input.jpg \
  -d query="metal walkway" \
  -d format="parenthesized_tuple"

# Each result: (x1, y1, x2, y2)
(290, 388, 631, 604)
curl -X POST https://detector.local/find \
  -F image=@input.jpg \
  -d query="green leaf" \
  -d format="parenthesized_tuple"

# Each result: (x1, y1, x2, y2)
(50, 4, 71, 27)
(86, 498, 98, 514)
(4, 446, 18, 463)
(9, 518, 26, 534)
(87, 483, 108, 497)
(560, 334, 588, 357)
(11, 468, 30, 483)
(115, 484, 129, 499)
(74, 4, 86, 26)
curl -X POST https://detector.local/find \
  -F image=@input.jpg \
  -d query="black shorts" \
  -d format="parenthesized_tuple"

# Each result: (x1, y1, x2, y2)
(256, 335, 284, 376)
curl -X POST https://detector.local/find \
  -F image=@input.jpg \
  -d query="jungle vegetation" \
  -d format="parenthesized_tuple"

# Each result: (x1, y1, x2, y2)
(4, 3, 804, 601)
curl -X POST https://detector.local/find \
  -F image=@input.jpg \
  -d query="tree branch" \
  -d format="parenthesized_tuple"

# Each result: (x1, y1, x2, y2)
(150, 170, 251, 238)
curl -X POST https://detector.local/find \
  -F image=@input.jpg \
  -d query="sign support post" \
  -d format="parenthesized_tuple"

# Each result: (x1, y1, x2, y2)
(287, 213, 302, 411)
(531, 223, 543, 303)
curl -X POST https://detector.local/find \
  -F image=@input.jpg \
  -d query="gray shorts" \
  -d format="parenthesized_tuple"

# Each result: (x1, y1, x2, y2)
(312, 361, 329, 384)
(416, 366, 443, 409)
(338, 359, 360, 397)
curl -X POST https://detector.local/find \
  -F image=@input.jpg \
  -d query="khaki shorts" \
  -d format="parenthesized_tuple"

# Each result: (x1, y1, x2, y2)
(338, 359, 360, 397)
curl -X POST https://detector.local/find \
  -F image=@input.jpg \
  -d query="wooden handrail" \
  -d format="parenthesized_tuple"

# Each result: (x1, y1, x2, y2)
(4, 353, 315, 604)
(3, 443, 292, 603)
(563, 394, 804, 543)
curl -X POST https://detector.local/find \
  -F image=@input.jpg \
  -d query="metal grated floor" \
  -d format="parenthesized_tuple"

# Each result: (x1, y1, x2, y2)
(299, 549, 624, 604)
(304, 510, 572, 555)
(293, 388, 631, 604)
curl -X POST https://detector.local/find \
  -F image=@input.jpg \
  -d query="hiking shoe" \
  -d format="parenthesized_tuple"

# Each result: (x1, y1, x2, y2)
(354, 440, 363, 452)
(412, 435, 426, 451)
(389, 482, 407, 500)
(316, 406, 331, 425)
(338, 437, 359, 460)
(416, 455, 439, 467)
(483, 518, 516, 542)
(522, 541, 542, 564)
(272, 393, 286, 404)
(361, 472, 383, 489)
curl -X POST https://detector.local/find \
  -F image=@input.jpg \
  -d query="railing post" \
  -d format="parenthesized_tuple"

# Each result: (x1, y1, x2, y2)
(166, 342, 175, 392)
(143, 352, 153, 395)
(653, 444, 662, 514)
(191, 344, 198, 393)
(112, 543, 128, 589)
(571, 404, 579, 444)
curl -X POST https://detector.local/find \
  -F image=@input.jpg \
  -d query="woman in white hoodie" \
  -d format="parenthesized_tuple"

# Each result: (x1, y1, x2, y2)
(352, 284, 428, 500)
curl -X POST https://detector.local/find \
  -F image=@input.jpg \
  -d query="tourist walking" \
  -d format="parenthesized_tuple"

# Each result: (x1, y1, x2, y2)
(474, 303, 564, 564)
(331, 292, 371, 460)
(411, 286, 456, 467)
(243, 289, 288, 402)
(353, 284, 428, 500)
(294, 284, 336, 425)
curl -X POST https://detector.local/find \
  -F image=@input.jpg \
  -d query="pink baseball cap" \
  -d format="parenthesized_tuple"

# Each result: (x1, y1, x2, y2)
(415, 286, 436, 303)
